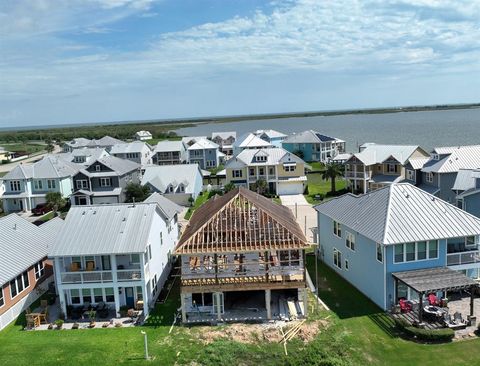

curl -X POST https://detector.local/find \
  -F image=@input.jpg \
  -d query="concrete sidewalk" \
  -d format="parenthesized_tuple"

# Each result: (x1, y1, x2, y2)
(280, 195, 317, 243)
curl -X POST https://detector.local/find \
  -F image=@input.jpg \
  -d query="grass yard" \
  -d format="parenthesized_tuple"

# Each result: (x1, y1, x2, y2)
(184, 191, 212, 219)
(1, 142, 46, 155)
(145, 136, 182, 145)
(304, 172, 346, 204)
(305, 255, 480, 366)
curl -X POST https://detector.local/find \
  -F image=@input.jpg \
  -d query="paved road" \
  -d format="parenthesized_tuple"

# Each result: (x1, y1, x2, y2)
(0, 144, 62, 174)
(280, 194, 317, 243)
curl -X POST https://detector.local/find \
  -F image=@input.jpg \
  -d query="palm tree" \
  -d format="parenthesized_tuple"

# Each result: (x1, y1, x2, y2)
(253, 178, 268, 195)
(321, 163, 344, 194)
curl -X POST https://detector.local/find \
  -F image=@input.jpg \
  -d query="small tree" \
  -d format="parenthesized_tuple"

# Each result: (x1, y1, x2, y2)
(251, 178, 268, 195)
(46, 144, 55, 153)
(224, 182, 236, 192)
(125, 183, 151, 203)
(321, 163, 344, 195)
(45, 192, 66, 216)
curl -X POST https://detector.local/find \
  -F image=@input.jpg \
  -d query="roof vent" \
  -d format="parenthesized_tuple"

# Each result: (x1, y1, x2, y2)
(13, 223, 17, 230)
(123, 217, 126, 222)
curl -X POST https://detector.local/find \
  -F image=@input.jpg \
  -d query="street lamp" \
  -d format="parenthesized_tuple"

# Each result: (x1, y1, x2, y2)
(140, 331, 149, 360)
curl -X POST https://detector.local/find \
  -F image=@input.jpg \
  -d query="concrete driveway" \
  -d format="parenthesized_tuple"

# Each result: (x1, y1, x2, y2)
(280, 195, 317, 243)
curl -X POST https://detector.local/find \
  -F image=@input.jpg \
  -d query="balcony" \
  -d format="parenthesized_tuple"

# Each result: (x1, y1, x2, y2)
(117, 269, 142, 281)
(61, 271, 113, 284)
(447, 250, 480, 266)
(345, 171, 369, 179)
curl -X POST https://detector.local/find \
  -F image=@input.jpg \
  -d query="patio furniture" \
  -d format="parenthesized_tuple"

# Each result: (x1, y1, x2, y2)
(86, 262, 95, 271)
(428, 293, 440, 306)
(26, 313, 41, 328)
(444, 312, 468, 329)
(423, 305, 445, 322)
(70, 262, 80, 272)
(399, 298, 412, 313)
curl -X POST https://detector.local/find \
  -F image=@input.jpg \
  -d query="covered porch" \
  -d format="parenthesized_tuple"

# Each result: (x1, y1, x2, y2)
(392, 267, 478, 328)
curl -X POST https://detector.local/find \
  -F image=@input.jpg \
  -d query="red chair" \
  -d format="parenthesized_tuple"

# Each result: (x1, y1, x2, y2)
(428, 293, 439, 306)
(399, 298, 412, 313)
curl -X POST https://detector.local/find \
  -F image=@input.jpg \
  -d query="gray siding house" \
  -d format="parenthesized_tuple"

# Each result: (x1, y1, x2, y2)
(453, 169, 480, 218)
(70, 156, 141, 205)
(421, 145, 480, 203)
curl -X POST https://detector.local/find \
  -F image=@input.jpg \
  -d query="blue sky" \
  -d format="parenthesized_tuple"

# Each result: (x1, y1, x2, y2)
(0, 0, 479, 128)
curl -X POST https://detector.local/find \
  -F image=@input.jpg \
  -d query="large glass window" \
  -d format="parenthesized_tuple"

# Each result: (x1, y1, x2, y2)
(71, 289, 80, 304)
(333, 248, 342, 269)
(34, 180, 43, 190)
(34, 261, 45, 280)
(333, 221, 342, 237)
(417, 241, 427, 260)
(405, 243, 416, 261)
(394, 244, 404, 263)
(82, 288, 91, 303)
(0, 288, 4, 307)
(47, 179, 56, 189)
(105, 288, 115, 302)
(429, 240, 438, 259)
(93, 288, 103, 303)
(346, 232, 355, 251)
(376, 243, 383, 263)
(10, 180, 21, 191)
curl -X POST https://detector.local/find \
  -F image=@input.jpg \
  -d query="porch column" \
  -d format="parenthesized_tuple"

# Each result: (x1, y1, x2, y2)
(180, 293, 187, 323)
(418, 291, 424, 323)
(111, 255, 118, 282)
(470, 285, 475, 317)
(215, 292, 222, 321)
(394, 277, 398, 305)
(114, 286, 121, 317)
(58, 288, 67, 318)
(265, 289, 271, 320)
(302, 288, 308, 318)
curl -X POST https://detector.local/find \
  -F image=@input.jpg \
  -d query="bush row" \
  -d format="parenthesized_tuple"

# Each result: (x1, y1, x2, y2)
(394, 317, 455, 342)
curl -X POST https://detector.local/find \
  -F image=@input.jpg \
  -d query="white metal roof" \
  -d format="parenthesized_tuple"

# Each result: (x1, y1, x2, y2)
(141, 164, 201, 194)
(226, 147, 304, 167)
(50, 203, 159, 256)
(153, 140, 185, 153)
(144, 192, 183, 220)
(136, 130, 152, 137)
(350, 144, 425, 166)
(0, 214, 62, 284)
(87, 136, 124, 148)
(254, 129, 287, 139)
(212, 131, 236, 140)
(110, 141, 151, 154)
(3, 156, 79, 180)
(187, 138, 219, 150)
(452, 169, 480, 191)
(234, 133, 274, 149)
(315, 183, 480, 245)
(422, 145, 480, 173)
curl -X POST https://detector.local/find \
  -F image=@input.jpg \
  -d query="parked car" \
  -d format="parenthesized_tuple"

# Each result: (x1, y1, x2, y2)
(32, 203, 50, 215)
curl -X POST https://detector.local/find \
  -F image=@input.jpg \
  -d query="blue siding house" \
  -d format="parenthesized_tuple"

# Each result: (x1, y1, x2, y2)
(282, 130, 346, 163)
(315, 183, 480, 310)
(453, 169, 480, 218)
(254, 129, 287, 148)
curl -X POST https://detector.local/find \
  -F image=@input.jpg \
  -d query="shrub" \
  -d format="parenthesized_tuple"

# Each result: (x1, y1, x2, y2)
(54, 319, 64, 329)
(404, 326, 454, 342)
(394, 317, 410, 330)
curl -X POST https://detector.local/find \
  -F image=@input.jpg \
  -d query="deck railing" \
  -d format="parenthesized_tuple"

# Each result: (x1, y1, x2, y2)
(345, 171, 369, 178)
(447, 250, 480, 266)
(117, 269, 142, 281)
(61, 271, 113, 284)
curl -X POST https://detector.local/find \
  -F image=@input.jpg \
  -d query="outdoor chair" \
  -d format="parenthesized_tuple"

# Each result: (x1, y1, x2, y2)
(428, 293, 440, 306)
(399, 298, 412, 313)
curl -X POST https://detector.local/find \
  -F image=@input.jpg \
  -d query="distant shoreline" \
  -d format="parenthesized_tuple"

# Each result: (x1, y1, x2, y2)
(1, 102, 479, 133)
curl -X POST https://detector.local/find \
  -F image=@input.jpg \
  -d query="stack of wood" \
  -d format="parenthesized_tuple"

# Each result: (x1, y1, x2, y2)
(279, 319, 307, 355)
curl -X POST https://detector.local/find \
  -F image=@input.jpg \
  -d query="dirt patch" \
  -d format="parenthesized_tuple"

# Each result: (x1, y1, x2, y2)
(196, 320, 329, 345)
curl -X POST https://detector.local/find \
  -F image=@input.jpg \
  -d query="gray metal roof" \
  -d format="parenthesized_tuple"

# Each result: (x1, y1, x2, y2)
(144, 192, 183, 220)
(283, 130, 336, 144)
(452, 169, 480, 191)
(64, 138, 91, 148)
(315, 183, 480, 245)
(87, 136, 124, 148)
(422, 145, 480, 173)
(187, 138, 219, 150)
(393, 267, 478, 293)
(50, 203, 159, 256)
(0, 214, 60, 284)
(3, 156, 79, 180)
(81, 155, 140, 176)
(350, 144, 426, 166)
(254, 129, 287, 139)
(211, 131, 236, 140)
(226, 147, 305, 167)
(234, 133, 273, 149)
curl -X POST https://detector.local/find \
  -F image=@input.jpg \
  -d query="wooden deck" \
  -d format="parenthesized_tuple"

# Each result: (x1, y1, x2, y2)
(392, 311, 445, 330)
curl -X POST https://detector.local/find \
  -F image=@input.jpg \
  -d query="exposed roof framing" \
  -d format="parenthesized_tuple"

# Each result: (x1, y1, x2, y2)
(175, 187, 309, 254)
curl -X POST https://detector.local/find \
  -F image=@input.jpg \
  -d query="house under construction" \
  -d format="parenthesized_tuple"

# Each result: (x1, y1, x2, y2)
(175, 187, 310, 323)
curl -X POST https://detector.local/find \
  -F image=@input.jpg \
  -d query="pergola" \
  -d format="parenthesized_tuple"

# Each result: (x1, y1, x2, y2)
(392, 267, 478, 323)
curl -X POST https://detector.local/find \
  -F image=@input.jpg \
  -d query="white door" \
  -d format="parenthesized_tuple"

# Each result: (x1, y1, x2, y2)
(277, 182, 304, 195)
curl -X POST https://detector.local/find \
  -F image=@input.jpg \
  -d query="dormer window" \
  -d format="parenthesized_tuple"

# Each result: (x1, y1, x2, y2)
(432, 154, 440, 160)
(256, 155, 267, 162)
(95, 165, 101, 172)
(74, 156, 86, 163)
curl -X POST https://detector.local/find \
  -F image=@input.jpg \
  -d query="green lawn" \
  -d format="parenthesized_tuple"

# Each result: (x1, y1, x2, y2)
(145, 136, 182, 146)
(304, 173, 346, 204)
(305, 255, 480, 365)
(1, 142, 45, 154)
(184, 192, 212, 220)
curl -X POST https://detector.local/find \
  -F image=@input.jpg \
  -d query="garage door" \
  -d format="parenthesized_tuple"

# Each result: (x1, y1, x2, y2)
(277, 182, 304, 195)
(92, 196, 119, 205)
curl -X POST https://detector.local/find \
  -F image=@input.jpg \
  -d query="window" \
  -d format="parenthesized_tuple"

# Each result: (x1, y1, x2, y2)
(76, 180, 88, 189)
(417, 241, 427, 260)
(47, 179, 56, 189)
(284, 165, 295, 172)
(94, 288, 103, 303)
(152, 275, 158, 294)
(233, 169, 243, 178)
(10, 180, 21, 191)
(432, 154, 440, 160)
(394, 244, 403, 263)
(259, 167, 265, 175)
(333, 248, 342, 269)
(74, 156, 86, 163)
(82, 288, 91, 303)
(71, 289, 80, 304)
(406, 169, 415, 182)
(0, 288, 3, 307)
(95, 165, 101, 172)
(160, 232, 163, 246)
(34, 180, 43, 190)
(333, 221, 342, 238)
(34, 261, 45, 280)
(71, 256, 82, 270)
(405, 243, 415, 261)
(426, 172, 433, 183)
(100, 178, 111, 187)
(10, 279, 17, 298)
(376, 243, 383, 263)
(105, 288, 115, 302)
(346, 232, 355, 251)
(178, 184, 185, 193)
(345, 259, 349, 270)
(249, 168, 255, 176)
(206, 160, 216, 168)
(85, 256, 95, 270)
(466, 236, 476, 247)
(387, 164, 397, 173)
(167, 185, 174, 193)
(131, 254, 140, 264)
(136, 286, 143, 301)
(428, 240, 438, 259)
(256, 155, 267, 162)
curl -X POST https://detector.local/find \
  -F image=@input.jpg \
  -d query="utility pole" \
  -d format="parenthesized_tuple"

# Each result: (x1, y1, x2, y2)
(314, 244, 319, 314)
